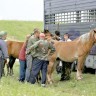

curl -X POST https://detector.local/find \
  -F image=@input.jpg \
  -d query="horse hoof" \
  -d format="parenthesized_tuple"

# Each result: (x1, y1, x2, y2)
(77, 76, 82, 80)
(11, 74, 14, 77)
(49, 81, 53, 84)
(6, 73, 10, 76)
(47, 81, 53, 84)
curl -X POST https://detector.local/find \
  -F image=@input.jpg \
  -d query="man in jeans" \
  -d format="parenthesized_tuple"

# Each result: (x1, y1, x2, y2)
(26, 33, 53, 87)
(25, 28, 40, 82)
(19, 35, 30, 82)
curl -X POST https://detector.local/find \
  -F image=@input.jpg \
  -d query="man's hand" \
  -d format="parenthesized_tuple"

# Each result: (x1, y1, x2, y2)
(26, 46, 34, 55)
(26, 49, 30, 55)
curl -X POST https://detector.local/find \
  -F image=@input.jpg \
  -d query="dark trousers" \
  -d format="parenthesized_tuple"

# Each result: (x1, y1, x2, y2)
(61, 61, 65, 79)
(29, 58, 48, 84)
(19, 60, 26, 81)
(0, 57, 4, 79)
(61, 61, 72, 80)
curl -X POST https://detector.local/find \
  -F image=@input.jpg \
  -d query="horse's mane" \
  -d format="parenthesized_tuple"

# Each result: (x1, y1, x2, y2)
(79, 33, 90, 42)
(78, 29, 96, 44)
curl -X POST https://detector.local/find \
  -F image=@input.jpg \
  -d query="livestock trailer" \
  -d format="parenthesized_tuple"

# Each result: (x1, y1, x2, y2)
(44, 0, 96, 72)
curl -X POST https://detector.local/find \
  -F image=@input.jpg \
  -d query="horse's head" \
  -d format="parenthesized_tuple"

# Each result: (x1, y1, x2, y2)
(47, 37, 59, 48)
(44, 30, 53, 40)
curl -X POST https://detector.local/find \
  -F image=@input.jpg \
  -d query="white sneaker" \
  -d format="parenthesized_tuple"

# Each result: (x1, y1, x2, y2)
(41, 84, 46, 87)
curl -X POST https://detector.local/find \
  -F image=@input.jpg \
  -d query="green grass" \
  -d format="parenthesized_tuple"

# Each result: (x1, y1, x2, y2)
(0, 20, 96, 96)
(0, 62, 96, 96)
(0, 20, 43, 41)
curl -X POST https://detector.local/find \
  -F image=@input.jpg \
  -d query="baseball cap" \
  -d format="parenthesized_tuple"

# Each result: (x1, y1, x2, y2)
(0, 31, 7, 38)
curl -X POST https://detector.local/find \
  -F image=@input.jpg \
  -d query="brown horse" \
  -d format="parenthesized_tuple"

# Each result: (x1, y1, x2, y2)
(5, 30, 51, 76)
(44, 30, 72, 81)
(5, 30, 52, 76)
(47, 29, 96, 84)
(6, 40, 24, 75)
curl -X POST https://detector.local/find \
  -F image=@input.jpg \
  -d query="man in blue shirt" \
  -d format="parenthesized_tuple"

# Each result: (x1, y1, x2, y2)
(0, 31, 8, 78)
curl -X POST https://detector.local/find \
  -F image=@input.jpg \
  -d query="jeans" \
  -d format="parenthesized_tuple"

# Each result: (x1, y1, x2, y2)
(25, 54, 32, 82)
(19, 60, 26, 81)
(29, 58, 48, 84)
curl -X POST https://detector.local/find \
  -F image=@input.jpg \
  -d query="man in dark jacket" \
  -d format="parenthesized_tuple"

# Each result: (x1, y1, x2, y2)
(0, 31, 8, 78)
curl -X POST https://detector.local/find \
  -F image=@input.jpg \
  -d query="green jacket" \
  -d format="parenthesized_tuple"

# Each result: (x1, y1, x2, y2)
(26, 35, 39, 56)
(28, 39, 54, 60)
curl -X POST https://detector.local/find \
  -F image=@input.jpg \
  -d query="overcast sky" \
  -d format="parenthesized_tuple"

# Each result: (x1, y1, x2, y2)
(0, 0, 43, 21)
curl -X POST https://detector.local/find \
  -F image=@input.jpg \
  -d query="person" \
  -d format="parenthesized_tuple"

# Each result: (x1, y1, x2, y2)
(25, 28, 40, 82)
(0, 31, 8, 79)
(26, 33, 53, 87)
(54, 30, 64, 76)
(60, 33, 72, 81)
(18, 34, 31, 82)
(63, 33, 71, 42)
(54, 30, 62, 40)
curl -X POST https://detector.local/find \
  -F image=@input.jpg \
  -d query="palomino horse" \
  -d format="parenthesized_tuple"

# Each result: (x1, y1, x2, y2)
(44, 30, 72, 80)
(6, 40, 24, 75)
(47, 29, 96, 83)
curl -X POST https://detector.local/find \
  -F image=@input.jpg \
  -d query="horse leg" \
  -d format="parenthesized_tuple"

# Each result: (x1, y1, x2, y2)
(76, 56, 86, 80)
(47, 61, 55, 84)
(10, 68, 14, 76)
(7, 65, 9, 76)
(10, 59, 16, 76)
(7, 57, 12, 76)
(36, 72, 41, 83)
(47, 53, 57, 84)
(2, 59, 7, 76)
(9, 56, 16, 76)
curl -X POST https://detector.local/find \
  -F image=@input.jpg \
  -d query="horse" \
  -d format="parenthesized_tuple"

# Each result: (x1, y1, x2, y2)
(6, 40, 24, 75)
(5, 30, 51, 76)
(44, 30, 73, 81)
(5, 30, 52, 75)
(47, 29, 96, 84)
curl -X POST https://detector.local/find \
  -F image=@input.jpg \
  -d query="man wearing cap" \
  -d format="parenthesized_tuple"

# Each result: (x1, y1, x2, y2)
(63, 33, 71, 42)
(25, 28, 40, 82)
(0, 31, 8, 79)
(26, 33, 53, 87)
(54, 30, 62, 40)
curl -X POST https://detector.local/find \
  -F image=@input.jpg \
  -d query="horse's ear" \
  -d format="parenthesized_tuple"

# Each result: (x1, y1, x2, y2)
(93, 30, 96, 33)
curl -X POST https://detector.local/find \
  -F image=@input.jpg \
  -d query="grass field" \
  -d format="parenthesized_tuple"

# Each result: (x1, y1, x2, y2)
(0, 20, 43, 41)
(0, 62, 96, 96)
(0, 20, 96, 96)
